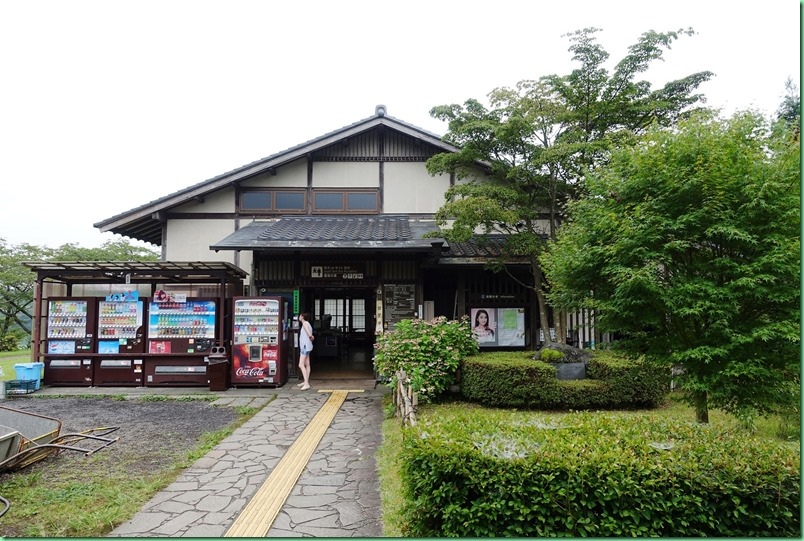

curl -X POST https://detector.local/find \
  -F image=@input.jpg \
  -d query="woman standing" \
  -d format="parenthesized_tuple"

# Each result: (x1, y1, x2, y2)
(297, 312, 314, 390)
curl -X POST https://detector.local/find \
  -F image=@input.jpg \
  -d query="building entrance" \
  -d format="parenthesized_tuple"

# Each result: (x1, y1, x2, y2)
(305, 287, 376, 377)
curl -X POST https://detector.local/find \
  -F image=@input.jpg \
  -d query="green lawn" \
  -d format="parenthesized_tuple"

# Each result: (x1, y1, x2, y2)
(0, 349, 34, 381)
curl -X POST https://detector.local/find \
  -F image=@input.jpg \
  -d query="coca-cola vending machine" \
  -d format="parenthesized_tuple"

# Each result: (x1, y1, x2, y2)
(231, 297, 288, 387)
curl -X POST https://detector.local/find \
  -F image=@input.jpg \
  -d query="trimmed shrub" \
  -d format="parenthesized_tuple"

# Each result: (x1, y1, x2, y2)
(587, 350, 670, 407)
(461, 350, 670, 410)
(399, 411, 801, 537)
(460, 352, 555, 408)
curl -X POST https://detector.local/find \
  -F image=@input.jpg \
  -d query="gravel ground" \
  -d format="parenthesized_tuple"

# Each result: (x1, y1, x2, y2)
(0, 396, 243, 536)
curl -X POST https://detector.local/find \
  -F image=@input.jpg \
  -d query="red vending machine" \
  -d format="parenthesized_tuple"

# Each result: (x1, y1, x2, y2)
(43, 297, 97, 386)
(94, 294, 147, 386)
(231, 297, 288, 387)
(144, 296, 218, 386)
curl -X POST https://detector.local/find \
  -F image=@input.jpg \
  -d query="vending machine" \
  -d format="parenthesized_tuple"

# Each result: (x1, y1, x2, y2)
(45, 297, 96, 356)
(231, 297, 288, 387)
(93, 294, 147, 386)
(146, 297, 217, 354)
(43, 297, 97, 386)
(144, 295, 218, 386)
(96, 297, 146, 354)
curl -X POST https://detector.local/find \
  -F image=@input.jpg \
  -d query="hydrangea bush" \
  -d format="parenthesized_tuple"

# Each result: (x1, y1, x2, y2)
(373, 316, 479, 403)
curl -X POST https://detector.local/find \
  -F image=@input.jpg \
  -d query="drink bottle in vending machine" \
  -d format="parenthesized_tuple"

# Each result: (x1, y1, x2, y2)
(231, 297, 287, 387)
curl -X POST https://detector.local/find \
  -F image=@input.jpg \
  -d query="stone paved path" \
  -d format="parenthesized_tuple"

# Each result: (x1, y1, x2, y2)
(107, 389, 385, 537)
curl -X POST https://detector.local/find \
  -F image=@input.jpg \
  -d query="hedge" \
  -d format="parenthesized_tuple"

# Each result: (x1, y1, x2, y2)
(460, 350, 670, 409)
(399, 411, 801, 537)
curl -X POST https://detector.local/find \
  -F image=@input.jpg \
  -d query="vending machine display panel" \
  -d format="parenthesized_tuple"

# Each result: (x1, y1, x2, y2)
(146, 299, 217, 353)
(46, 298, 96, 354)
(97, 299, 146, 353)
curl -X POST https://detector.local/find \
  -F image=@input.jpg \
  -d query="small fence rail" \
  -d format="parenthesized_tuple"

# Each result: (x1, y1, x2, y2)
(393, 370, 418, 426)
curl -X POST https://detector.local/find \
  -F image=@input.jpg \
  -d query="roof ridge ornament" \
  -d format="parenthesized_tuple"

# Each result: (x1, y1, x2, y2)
(375, 104, 386, 117)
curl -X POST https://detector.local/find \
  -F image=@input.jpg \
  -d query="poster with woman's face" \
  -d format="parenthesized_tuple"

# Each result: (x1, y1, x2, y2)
(471, 308, 497, 346)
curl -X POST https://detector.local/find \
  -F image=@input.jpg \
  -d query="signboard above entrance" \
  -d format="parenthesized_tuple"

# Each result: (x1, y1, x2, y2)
(310, 264, 364, 280)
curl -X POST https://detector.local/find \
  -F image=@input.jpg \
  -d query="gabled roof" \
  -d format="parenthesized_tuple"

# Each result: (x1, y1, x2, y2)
(94, 106, 458, 246)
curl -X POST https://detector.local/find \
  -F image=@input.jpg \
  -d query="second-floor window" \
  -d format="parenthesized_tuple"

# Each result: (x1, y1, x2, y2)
(241, 190, 306, 213)
(313, 189, 378, 213)
(240, 188, 379, 214)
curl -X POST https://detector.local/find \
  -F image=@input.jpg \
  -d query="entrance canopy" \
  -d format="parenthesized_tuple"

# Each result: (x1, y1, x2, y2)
(210, 215, 446, 252)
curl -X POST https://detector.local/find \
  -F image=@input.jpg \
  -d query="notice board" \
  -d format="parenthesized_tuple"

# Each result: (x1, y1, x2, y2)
(384, 284, 416, 324)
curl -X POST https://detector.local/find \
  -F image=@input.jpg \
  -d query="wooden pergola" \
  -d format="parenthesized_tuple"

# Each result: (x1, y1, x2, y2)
(22, 261, 248, 362)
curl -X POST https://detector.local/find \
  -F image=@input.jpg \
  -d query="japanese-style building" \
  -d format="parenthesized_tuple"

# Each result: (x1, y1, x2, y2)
(31, 105, 596, 383)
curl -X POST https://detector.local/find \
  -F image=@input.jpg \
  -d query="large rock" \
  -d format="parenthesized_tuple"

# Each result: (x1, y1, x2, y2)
(534, 342, 593, 363)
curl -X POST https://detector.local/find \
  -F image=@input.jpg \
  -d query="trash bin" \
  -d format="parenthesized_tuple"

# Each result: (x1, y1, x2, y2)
(206, 357, 229, 392)
(14, 363, 44, 390)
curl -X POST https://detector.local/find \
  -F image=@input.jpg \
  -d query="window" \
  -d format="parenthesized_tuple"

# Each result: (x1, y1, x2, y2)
(347, 192, 377, 211)
(241, 190, 305, 213)
(241, 188, 379, 214)
(275, 192, 305, 210)
(313, 189, 379, 213)
(241, 192, 272, 210)
(316, 298, 365, 332)
(315, 192, 343, 211)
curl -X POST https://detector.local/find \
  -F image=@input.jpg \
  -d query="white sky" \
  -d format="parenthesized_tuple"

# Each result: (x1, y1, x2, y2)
(0, 0, 799, 249)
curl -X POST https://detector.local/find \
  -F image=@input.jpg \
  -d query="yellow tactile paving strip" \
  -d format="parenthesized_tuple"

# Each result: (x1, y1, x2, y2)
(224, 389, 360, 537)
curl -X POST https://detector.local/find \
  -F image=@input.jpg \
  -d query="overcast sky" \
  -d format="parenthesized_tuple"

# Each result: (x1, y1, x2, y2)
(1, 0, 799, 249)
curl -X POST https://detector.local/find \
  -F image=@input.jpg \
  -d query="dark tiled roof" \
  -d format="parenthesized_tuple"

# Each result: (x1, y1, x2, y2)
(211, 215, 442, 251)
(439, 236, 532, 264)
(260, 216, 412, 241)
(442, 238, 506, 258)
(211, 217, 530, 265)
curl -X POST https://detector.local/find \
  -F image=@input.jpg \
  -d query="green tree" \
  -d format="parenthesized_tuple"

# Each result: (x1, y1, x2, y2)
(776, 77, 800, 125)
(53, 239, 160, 261)
(543, 111, 801, 423)
(426, 28, 712, 343)
(0, 238, 159, 349)
(0, 241, 54, 342)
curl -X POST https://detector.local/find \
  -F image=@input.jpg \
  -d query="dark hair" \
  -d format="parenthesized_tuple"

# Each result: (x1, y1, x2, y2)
(474, 309, 490, 327)
(300, 312, 311, 321)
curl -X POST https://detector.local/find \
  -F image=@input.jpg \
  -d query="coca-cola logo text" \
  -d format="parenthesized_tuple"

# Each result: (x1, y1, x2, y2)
(235, 367, 265, 378)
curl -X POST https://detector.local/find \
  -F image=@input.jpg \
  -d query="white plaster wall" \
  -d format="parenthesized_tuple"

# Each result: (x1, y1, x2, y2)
(384, 162, 450, 213)
(240, 158, 308, 188)
(313, 162, 379, 187)
(164, 219, 237, 262)
(238, 250, 254, 284)
(174, 186, 235, 212)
